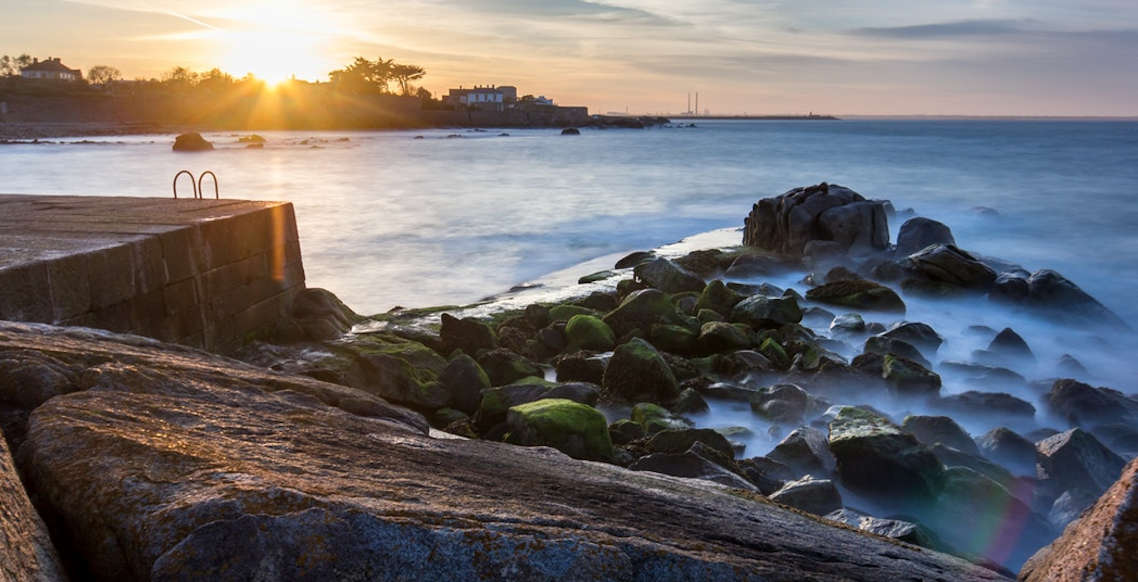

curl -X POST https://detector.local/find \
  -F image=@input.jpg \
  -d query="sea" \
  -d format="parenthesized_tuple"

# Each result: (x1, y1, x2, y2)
(3, 119, 1138, 569)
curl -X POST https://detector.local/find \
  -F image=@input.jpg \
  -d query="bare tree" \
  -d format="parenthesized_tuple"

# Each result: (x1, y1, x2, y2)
(392, 64, 425, 96)
(88, 65, 122, 86)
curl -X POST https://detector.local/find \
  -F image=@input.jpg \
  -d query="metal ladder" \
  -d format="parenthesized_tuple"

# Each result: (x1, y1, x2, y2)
(173, 170, 220, 199)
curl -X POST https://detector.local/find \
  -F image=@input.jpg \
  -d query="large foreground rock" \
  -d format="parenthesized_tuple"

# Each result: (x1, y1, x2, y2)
(742, 183, 889, 257)
(1, 427, 66, 582)
(1020, 457, 1138, 581)
(4, 322, 1008, 581)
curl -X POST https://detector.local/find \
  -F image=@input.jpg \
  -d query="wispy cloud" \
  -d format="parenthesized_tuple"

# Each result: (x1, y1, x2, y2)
(852, 19, 1032, 39)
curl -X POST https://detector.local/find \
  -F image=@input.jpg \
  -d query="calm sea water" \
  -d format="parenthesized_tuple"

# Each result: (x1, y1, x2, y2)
(1, 120, 1135, 322)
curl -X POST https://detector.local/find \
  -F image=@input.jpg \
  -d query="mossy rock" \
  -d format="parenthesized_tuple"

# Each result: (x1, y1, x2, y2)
(882, 354, 941, 397)
(696, 308, 725, 325)
(564, 315, 616, 352)
(431, 407, 469, 427)
(342, 335, 451, 410)
(630, 402, 688, 434)
(440, 314, 497, 355)
(828, 406, 945, 506)
(506, 398, 613, 461)
(549, 304, 599, 323)
(649, 324, 699, 355)
(805, 280, 906, 313)
(602, 338, 680, 402)
(633, 257, 706, 294)
(578, 270, 617, 284)
(759, 337, 791, 370)
(352, 334, 448, 377)
(695, 280, 746, 316)
(476, 349, 543, 386)
(603, 289, 682, 337)
(698, 322, 752, 354)
(731, 295, 803, 329)
(609, 419, 645, 445)
(439, 353, 491, 415)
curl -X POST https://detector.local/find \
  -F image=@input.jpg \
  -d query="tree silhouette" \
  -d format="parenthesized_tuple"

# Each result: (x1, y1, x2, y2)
(392, 64, 425, 96)
(88, 65, 122, 86)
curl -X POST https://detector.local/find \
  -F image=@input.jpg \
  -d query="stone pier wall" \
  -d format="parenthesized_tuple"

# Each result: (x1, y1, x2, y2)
(0, 195, 305, 353)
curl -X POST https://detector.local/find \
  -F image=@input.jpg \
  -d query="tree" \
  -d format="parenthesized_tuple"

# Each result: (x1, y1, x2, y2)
(391, 63, 425, 96)
(415, 86, 433, 101)
(88, 65, 121, 86)
(0, 54, 33, 76)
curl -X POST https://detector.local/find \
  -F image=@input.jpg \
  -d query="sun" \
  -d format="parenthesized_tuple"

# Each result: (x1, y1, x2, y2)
(216, 3, 338, 84)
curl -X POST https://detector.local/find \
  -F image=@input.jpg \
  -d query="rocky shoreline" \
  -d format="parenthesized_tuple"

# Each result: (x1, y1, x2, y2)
(2, 182, 1136, 580)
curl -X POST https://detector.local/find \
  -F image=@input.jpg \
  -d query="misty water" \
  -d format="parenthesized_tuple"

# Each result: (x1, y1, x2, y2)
(2, 119, 1137, 567)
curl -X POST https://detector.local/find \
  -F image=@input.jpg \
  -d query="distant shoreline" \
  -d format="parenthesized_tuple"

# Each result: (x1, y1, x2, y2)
(671, 115, 839, 121)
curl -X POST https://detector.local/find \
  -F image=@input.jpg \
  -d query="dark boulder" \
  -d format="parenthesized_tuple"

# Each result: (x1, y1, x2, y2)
(878, 321, 943, 354)
(730, 294, 803, 328)
(936, 391, 1035, 420)
(440, 314, 496, 355)
(903, 244, 996, 290)
(864, 336, 931, 369)
(805, 279, 906, 313)
(602, 338, 680, 402)
(1025, 269, 1127, 328)
(827, 406, 945, 507)
(742, 183, 889, 257)
(1045, 378, 1138, 428)
(646, 428, 736, 460)
(614, 250, 655, 269)
(769, 476, 843, 516)
(1036, 428, 1125, 495)
(553, 351, 606, 384)
(767, 426, 836, 477)
(896, 217, 956, 257)
(829, 313, 865, 334)
(629, 444, 756, 491)
(750, 384, 816, 424)
(505, 398, 613, 461)
(695, 280, 746, 317)
(602, 289, 683, 337)
(634, 258, 706, 294)
(477, 348, 542, 386)
(977, 427, 1038, 477)
(882, 354, 941, 397)
(990, 272, 1030, 304)
(172, 132, 213, 151)
(987, 328, 1035, 362)
(439, 354, 491, 414)
(902, 415, 979, 456)
(560, 127, 581, 135)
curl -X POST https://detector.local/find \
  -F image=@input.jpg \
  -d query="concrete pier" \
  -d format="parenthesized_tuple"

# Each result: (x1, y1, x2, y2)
(0, 194, 304, 352)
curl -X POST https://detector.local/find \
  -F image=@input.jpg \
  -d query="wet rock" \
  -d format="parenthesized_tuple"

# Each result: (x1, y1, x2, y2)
(675, 249, 730, 277)
(506, 398, 613, 461)
(561, 127, 581, 135)
(0, 427, 66, 581)
(548, 304, 598, 323)
(768, 426, 836, 477)
(805, 280, 906, 313)
(634, 258, 706, 294)
(441, 313, 497, 355)
(936, 391, 1035, 420)
(896, 217, 956, 257)
(629, 445, 756, 491)
(564, 315, 616, 352)
(940, 362, 1026, 390)
(990, 272, 1030, 304)
(1024, 269, 1127, 328)
(1036, 428, 1125, 495)
(286, 287, 363, 341)
(630, 402, 689, 434)
(476, 380, 599, 428)
(825, 508, 942, 550)
(670, 387, 709, 414)
(1091, 423, 1138, 457)
(477, 348, 542, 386)
(439, 353, 491, 415)
(649, 324, 700, 355)
(878, 321, 943, 353)
(770, 476, 842, 516)
(742, 183, 889, 257)
(8, 322, 1006, 582)
(602, 289, 683, 337)
(977, 428, 1038, 477)
(823, 265, 861, 283)
(172, 132, 213, 151)
(1020, 458, 1138, 581)
(903, 244, 996, 290)
(578, 270, 616, 284)
(646, 428, 736, 460)
(577, 291, 618, 313)
(864, 336, 932, 369)
(829, 313, 865, 334)
(1055, 354, 1087, 377)
(987, 328, 1035, 362)
(757, 338, 791, 370)
(864, 322, 886, 334)
(609, 419, 645, 445)
(697, 322, 753, 353)
(553, 351, 606, 384)
(902, 415, 980, 456)
(827, 406, 945, 507)
(1045, 378, 1138, 428)
(730, 295, 803, 329)
(882, 354, 942, 396)
(723, 254, 782, 278)
(695, 280, 746, 316)
(614, 250, 655, 269)
(750, 383, 815, 424)
(928, 444, 1017, 491)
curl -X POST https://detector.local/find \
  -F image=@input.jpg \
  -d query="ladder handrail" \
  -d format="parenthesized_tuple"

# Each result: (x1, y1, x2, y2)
(173, 170, 198, 199)
(197, 170, 219, 199)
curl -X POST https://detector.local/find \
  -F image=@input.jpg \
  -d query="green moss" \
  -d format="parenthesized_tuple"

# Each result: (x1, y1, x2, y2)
(759, 337, 790, 369)
(506, 398, 613, 460)
(648, 324, 699, 354)
(695, 279, 745, 316)
(352, 333, 448, 376)
(549, 304, 599, 322)
(564, 315, 616, 351)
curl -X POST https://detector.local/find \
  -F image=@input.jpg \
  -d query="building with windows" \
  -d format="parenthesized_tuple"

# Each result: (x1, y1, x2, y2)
(20, 57, 82, 81)
(443, 85, 519, 111)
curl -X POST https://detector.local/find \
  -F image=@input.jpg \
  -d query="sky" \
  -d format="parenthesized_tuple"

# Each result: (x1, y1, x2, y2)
(2, 0, 1137, 116)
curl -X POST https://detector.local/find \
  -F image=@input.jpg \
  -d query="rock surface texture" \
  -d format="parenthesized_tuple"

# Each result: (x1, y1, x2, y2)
(1, 426, 66, 582)
(743, 183, 889, 257)
(0, 321, 1011, 582)
(1019, 457, 1138, 581)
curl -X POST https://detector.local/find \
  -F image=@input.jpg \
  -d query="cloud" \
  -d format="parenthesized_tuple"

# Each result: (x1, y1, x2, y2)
(852, 19, 1032, 39)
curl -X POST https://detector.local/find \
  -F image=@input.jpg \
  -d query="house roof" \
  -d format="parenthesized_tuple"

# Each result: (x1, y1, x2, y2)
(22, 59, 80, 74)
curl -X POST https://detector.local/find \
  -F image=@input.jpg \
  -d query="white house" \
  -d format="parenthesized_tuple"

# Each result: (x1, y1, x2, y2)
(20, 57, 82, 81)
